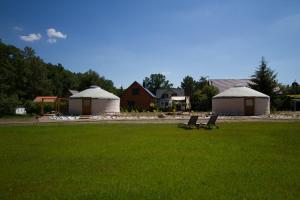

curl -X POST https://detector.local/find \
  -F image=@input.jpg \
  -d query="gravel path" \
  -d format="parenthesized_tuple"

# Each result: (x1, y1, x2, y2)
(1, 112, 300, 125)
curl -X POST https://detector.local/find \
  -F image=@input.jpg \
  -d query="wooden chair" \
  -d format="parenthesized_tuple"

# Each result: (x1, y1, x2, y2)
(198, 114, 219, 129)
(178, 115, 199, 129)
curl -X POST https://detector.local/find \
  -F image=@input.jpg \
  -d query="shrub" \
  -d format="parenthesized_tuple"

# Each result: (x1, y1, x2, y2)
(24, 100, 38, 114)
(0, 94, 20, 116)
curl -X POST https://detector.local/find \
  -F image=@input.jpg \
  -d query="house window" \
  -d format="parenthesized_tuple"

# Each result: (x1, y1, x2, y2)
(132, 88, 140, 95)
(162, 93, 169, 98)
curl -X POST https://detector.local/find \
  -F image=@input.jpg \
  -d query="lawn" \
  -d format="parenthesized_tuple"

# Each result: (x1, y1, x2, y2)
(0, 122, 299, 200)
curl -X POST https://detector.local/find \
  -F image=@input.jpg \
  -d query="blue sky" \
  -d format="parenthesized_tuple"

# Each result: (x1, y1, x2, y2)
(1, 0, 300, 88)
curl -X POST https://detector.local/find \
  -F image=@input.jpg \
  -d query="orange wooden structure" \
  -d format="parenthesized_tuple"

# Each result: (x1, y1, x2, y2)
(33, 96, 67, 115)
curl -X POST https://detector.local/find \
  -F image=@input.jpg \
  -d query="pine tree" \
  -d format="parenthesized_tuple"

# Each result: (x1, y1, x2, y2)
(249, 57, 278, 105)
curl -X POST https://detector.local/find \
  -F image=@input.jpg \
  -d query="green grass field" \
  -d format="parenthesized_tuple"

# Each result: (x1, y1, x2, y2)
(0, 122, 299, 200)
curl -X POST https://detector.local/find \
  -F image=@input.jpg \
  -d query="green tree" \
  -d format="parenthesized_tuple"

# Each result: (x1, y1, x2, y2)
(195, 76, 210, 90)
(116, 86, 124, 97)
(22, 47, 52, 99)
(181, 76, 195, 97)
(77, 70, 117, 93)
(288, 81, 300, 94)
(143, 73, 173, 94)
(249, 57, 278, 107)
(191, 85, 218, 111)
(180, 75, 218, 111)
(0, 94, 20, 116)
(0, 41, 120, 115)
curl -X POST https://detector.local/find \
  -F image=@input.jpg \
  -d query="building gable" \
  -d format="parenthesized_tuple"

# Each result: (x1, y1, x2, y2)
(120, 81, 156, 110)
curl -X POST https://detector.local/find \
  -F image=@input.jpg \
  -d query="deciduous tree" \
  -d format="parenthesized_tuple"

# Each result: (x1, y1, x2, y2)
(143, 73, 173, 94)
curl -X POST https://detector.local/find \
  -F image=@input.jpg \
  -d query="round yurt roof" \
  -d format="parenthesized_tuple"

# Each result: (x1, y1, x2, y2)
(213, 86, 269, 99)
(70, 85, 120, 100)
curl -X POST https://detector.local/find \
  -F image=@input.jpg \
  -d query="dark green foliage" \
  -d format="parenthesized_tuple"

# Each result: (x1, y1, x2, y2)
(0, 94, 20, 115)
(191, 84, 218, 111)
(143, 73, 173, 94)
(23, 100, 38, 114)
(76, 69, 116, 93)
(249, 57, 278, 107)
(115, 86, 124, 97)
(287, 81, 300, 94)
(195, 76, 210, 90)
(181, 76, 195, 97)
(272, 84, 293, 111)
(248, 58, 300, 111)
(0, 42, 118, 115)
(181, 76, 218, 111)
(271, 82, 300, 111)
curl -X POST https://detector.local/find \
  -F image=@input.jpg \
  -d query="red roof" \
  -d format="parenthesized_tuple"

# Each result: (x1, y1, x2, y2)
(34, 96, 58, 103)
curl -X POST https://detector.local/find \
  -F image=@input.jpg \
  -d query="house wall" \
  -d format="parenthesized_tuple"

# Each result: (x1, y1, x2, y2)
(121, 82, 156, 110)
(156, 88, 184, 99)
(157, 97, 190, 110)
(157, 98, 172, 108)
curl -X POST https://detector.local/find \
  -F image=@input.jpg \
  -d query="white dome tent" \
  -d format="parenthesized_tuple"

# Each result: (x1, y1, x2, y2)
(212, 86, 270, 116)
(69, 85, 120, 115)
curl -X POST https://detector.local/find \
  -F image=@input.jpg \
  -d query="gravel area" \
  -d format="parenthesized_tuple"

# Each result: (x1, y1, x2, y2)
(1, 112, 300, 125)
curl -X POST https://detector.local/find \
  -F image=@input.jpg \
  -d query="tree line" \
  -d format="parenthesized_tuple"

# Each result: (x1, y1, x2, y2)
(0, 41, 121, 115)
(139, 57, 299, 111)
(0, 41, 299, 116)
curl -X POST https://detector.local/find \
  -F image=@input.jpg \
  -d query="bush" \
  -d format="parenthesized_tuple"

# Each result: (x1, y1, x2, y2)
(0, 94, 20, 116)
(34, 103, 55, 114)
(24, 100, 38, 114)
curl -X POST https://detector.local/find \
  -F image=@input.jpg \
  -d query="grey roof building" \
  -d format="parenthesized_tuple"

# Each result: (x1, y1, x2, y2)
(156, 88, 184, 99)
(209, 79, 252, 93)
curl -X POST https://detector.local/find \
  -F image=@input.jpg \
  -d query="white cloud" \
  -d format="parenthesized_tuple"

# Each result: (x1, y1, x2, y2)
(20, 33, 42, 42)
(13, 26, 23, 31)
(47, 28, 67, 40)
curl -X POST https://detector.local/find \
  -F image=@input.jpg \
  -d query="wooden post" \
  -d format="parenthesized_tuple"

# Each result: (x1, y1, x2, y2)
(55, 99, 57, 113)
(41, 99, 44, 115)
(57, 98, 60, 113)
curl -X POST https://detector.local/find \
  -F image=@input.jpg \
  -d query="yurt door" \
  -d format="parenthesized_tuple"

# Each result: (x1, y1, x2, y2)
(244, 98, 255, 116)
(82, 98, 91, 115)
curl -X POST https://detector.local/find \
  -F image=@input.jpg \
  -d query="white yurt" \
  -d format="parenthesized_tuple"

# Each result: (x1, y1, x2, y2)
(212, 86, 270, 116)
(69, 85, 120, 115)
